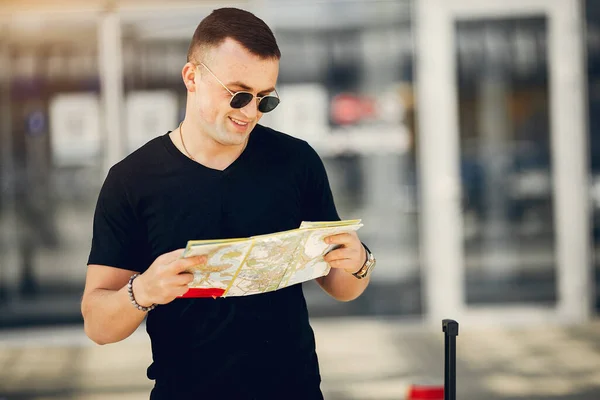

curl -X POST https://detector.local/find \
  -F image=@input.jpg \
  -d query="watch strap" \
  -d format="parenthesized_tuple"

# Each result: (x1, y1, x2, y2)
(352, 242, 374, 279)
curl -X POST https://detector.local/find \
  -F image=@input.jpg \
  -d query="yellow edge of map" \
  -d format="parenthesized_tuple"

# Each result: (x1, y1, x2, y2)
(184, 218, 363, 250)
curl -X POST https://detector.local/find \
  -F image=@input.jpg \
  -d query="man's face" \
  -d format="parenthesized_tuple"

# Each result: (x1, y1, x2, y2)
(190, 38, 279, 147)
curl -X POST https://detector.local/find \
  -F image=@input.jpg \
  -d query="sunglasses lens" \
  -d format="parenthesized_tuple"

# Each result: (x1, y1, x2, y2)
(230, 92, 253, 109)
(258, 96, 280, 113)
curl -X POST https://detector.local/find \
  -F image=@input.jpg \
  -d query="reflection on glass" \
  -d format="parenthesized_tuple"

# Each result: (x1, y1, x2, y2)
(0, 1, 419, 326)
(267, 14, 419, 317)
(586, 0, 600, 312)
(456, 17, 556, 305)
(0, 30, 103, 327)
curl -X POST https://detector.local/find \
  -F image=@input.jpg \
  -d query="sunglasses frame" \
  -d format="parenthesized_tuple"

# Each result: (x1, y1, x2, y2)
(197, 62, 280, 113)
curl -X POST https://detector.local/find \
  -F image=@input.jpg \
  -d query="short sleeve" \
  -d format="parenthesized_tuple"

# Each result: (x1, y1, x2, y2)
(300, 143, 341, 222)
(87, 168, 150, 272)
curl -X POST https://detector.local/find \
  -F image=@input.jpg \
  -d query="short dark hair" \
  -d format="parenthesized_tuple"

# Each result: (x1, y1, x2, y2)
(187, 8, 281, 62)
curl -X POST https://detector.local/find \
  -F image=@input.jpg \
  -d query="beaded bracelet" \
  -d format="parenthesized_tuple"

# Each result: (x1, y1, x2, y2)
(127, 273, 157, 312)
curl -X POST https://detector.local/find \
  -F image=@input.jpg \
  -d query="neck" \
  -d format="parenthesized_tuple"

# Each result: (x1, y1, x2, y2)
(174, 119, 249, 171)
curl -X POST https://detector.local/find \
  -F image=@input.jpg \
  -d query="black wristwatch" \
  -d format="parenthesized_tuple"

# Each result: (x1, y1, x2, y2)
(352, 243, 376, 279)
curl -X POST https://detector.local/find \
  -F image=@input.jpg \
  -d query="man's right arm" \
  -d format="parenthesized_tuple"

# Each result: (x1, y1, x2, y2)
(81, 265, 148, 345)
(81, 250, 205, 345)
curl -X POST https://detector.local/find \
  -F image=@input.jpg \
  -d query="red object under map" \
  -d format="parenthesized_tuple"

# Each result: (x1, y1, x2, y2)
(179, 288, 226, 298)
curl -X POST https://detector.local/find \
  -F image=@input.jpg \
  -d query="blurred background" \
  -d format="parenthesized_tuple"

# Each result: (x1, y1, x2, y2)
(1, 0, 600, 399)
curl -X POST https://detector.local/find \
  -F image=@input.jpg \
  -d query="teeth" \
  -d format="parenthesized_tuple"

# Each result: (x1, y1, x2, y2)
(230, 117, 248, 126)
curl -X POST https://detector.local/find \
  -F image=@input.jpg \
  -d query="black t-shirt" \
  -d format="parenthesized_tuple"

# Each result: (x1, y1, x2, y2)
(88, 124, 340, 399)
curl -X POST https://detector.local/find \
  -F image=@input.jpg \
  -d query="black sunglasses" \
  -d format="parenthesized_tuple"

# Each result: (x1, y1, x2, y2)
(199, 62, 280, 113)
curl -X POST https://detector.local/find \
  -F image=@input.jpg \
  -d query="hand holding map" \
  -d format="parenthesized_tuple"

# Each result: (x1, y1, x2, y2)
(179, 219, 363, 298)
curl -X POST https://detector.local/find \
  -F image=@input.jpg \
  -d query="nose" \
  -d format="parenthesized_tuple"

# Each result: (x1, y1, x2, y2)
(239, 98, 259, 119)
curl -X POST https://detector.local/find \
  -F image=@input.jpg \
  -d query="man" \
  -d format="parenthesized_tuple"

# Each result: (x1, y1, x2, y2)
(82, 7, 376, 399)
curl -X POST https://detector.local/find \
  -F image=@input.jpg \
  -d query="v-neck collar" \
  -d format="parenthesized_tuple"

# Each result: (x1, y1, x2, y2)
(162, 126, 260, 175)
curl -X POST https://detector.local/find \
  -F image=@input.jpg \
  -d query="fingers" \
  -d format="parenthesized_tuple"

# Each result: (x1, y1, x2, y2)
(173, 272, 195, 286)
(324, 247, 362, 271)
(325, 232, 355, 245)
(155, 273, 194, 302)
(176, 286, 192, 298)
(173, 273, 195, 297)
(324, 247, 353, 262)
(171, 255, 207, 273)
(327, 259, 353, 269)
(158, 248, 186, 264)
(156, 249, 206, 269)
(143, 250, 202, 305)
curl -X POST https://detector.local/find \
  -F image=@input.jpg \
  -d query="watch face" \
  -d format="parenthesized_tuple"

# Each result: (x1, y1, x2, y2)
(365, 258, 376, 275)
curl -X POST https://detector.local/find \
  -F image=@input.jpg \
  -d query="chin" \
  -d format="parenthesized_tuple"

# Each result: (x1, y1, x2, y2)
(217, 131, 249, 146)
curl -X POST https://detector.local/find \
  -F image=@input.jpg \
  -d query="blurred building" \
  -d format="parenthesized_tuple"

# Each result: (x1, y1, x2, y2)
(0, 0, 598, 329)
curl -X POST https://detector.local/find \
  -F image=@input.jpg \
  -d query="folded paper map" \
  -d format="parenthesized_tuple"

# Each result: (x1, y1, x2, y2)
(179, 219, 363, 298)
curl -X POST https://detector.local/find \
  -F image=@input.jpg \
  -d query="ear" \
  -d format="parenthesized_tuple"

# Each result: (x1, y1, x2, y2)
(182, 62, 198, 92)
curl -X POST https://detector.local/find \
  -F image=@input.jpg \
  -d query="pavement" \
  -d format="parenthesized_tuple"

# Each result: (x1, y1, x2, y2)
(1, 317, 600, 400)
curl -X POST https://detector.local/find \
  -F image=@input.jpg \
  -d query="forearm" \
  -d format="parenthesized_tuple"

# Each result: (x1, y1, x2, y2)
(317, 268, 369, 302)
(82, 284, 147, 345)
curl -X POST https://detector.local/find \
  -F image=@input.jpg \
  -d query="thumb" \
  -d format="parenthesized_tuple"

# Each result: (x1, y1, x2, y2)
(158, 248, 186, 264)
(174, 255, 207, 273)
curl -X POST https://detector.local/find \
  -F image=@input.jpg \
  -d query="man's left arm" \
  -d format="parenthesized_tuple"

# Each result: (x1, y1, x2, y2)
(299, 142, 371, 301)
(316, 231, 370, 302)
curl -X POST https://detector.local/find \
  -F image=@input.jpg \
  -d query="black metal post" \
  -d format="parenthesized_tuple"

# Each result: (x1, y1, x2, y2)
(442, 319, 459, 400)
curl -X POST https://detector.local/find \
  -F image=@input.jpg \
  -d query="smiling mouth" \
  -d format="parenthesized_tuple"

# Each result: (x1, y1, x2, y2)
(229, 117, 249, 127)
